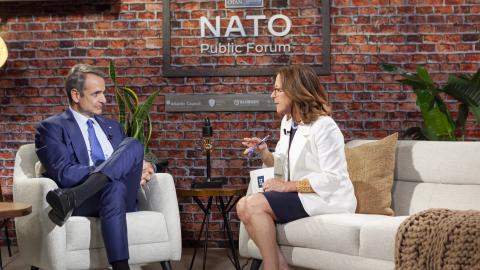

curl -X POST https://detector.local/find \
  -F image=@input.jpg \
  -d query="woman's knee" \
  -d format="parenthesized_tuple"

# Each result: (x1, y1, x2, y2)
(238, 194, 271, 221)
(236, 197, 248, 221)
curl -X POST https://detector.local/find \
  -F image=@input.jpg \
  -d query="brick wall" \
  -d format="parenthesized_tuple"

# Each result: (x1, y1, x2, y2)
(1, 0, 479, 247)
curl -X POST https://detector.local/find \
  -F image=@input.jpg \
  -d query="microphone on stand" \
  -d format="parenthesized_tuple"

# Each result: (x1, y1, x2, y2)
(202, 118, 213, 182)
(191, 118, 226, 188)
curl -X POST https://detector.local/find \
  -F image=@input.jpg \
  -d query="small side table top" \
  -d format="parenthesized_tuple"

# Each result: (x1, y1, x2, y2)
(176, 186, 247, 197)
(0, 202, 32, 219)
(0, 202, 32, 270)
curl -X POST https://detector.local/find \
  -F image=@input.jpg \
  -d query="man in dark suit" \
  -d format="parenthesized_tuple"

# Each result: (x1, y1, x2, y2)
(35, 64, 155, 270)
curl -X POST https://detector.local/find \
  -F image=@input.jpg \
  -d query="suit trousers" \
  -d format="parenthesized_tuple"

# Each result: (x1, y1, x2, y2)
(72, 137, 144, 263)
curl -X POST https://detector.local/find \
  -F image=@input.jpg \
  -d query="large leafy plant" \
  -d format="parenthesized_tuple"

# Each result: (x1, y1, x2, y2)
(380, 63, 480, 141)
(108, 61, 160, 161)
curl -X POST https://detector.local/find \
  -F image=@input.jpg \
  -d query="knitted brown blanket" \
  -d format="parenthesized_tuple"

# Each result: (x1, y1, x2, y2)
(395, 208, 480, 270)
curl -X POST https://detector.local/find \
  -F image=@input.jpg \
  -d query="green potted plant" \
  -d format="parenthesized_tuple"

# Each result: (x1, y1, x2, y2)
(108, 61, 160, 163)
(380, 63, 480, 141)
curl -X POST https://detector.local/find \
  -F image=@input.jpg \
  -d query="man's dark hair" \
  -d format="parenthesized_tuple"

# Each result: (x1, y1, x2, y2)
(65, 64, 106, 104)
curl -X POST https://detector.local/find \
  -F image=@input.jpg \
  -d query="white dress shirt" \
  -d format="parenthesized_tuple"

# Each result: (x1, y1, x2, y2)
(70, 107, 114, 166)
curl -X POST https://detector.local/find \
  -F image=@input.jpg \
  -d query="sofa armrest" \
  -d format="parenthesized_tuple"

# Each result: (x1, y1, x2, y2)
(140, 173, 182, 260)
(13, 176, 67, 270)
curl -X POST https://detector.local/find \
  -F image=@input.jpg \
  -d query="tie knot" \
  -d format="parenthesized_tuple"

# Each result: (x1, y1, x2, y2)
(87, 119, 94, 128)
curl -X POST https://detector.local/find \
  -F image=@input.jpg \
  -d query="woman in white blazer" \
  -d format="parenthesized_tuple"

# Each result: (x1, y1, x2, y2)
(237, 65, 357, 270)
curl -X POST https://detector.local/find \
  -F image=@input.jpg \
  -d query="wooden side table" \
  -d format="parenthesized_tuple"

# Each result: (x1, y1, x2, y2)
(177, 187, 247, 270)
(0, 202, 32, 270)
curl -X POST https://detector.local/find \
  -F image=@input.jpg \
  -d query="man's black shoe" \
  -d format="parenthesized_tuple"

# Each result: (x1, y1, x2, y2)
(46, 189, 76, 227)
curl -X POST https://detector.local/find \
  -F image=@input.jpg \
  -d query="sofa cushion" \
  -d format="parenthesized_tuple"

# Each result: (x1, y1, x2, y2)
(397, 182, 480, 215)
(276, 213, 391, 256)
(359, 216, 408, 261)
(345, 133, 398, 215)
(66, 211, 168, 251)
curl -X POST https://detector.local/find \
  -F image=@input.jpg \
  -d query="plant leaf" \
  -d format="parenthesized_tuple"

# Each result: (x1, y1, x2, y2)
(115, 89, 126, 131)
(415, 89, 455, 140)
(468, 104, 480, 122)
(443, 73, 480, 108)
(456, 103, 469, 140)
(134, 90, 160, 121)
(421, 102, 456, 140)
(109, 61, 116, 85)
(416, 65, 434, 86)
(132, 117, 143, 138)
(379, 63, 400, 73)
(121, 87, 137, 113)
(145, 114, 153, 148)
(402, 127, 427, 140)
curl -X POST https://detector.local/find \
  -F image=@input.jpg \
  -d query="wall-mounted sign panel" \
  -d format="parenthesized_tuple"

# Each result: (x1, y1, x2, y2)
(162, 0, 330, 77)
(225, 0, 263, 8)
(165, 94, 275, 112)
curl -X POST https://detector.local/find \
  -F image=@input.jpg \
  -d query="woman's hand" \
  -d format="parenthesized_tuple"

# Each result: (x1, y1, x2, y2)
(263, 178, 296, 192)
(242, 137, 268, 155)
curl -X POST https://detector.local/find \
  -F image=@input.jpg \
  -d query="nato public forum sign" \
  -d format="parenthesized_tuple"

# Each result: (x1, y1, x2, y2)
(162, 0, 331, 77)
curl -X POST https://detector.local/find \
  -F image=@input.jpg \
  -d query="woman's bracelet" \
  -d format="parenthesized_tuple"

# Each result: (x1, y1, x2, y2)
(296, 179, 314, 193)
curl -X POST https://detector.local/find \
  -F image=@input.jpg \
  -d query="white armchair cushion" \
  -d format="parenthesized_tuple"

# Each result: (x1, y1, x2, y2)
(66, 211, 169, 251)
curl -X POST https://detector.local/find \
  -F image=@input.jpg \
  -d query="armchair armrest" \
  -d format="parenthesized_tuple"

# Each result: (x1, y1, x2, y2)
(140, 173, 182, 260)
(239, 178, 255, 258)
(13, 176, 67, 270)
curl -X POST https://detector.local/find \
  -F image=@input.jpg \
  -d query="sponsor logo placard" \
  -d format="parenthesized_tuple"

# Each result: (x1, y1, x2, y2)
(165, 94, 275, 112)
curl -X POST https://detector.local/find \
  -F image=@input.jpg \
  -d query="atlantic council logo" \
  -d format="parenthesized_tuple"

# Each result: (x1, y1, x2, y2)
(208, 99, 216, 107)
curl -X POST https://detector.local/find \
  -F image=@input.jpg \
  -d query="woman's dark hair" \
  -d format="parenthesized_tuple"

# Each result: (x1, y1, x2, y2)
(65, 64, 105, 104)
(276, 65, 331, 124)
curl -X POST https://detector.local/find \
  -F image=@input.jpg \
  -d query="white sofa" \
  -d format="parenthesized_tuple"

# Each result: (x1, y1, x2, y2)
(13, 144, 182, 270)
(239, 140, 480, 270)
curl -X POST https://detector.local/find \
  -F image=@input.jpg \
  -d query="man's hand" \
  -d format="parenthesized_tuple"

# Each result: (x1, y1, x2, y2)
(263, 178, 296, 192)
(141, 161, 155, 186)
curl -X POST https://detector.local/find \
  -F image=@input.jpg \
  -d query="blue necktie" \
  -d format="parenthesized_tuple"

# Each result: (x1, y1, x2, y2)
(87, 119, 105, 166)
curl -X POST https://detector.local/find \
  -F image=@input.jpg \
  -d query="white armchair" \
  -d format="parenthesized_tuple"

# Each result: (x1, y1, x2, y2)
(13, 144, 182, 270)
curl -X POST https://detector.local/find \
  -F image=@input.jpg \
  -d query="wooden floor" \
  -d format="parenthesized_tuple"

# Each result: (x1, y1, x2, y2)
(1, 246, 253, 270)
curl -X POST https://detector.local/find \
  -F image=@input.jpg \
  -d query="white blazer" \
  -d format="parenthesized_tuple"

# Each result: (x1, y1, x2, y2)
(272, 115, 357, 216)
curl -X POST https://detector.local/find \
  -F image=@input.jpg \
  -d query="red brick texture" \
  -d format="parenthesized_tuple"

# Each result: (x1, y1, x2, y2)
(1, 1, 480, 247)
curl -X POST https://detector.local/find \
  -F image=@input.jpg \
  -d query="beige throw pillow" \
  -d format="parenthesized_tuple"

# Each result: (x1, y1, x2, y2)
(345, 133, 398, 216)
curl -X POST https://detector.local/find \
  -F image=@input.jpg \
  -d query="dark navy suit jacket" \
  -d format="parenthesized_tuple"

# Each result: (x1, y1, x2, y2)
(35, 109, 125, 188)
